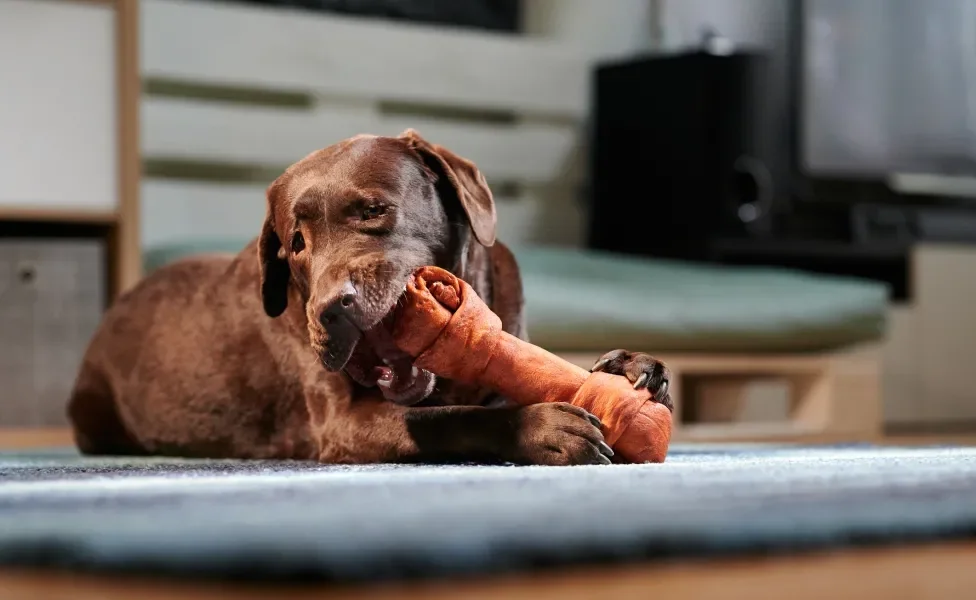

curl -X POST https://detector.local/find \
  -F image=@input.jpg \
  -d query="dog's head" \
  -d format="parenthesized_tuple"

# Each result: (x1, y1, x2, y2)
(258, 129, 495, 405)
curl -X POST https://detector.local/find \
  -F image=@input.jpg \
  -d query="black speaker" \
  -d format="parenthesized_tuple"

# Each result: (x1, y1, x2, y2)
(587, 50, 780, 261)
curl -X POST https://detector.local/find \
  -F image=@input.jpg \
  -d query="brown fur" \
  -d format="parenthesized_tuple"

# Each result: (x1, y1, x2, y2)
(67, 130, 669, 465)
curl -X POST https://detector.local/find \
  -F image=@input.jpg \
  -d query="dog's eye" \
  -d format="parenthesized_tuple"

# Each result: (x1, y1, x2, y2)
(290, 231, 305, 253)
(361, 204, 387, 221)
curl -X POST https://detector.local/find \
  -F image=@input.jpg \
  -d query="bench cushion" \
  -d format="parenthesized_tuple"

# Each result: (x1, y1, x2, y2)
(144, 242, 890, 354)
(512, 246, 890, 353)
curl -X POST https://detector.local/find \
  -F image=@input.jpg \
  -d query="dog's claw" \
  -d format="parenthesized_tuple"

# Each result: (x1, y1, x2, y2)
(633, 372, 650, 389)
(598, 441, 614, 458)
(592, 349, 674, 411)
(584, 411, 602, 428)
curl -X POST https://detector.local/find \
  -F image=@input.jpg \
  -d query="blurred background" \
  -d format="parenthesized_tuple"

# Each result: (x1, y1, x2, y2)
(2, 0, 976, 446)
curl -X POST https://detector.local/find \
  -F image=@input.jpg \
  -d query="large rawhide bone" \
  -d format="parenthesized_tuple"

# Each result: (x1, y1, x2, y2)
(391, 266, 671, 464)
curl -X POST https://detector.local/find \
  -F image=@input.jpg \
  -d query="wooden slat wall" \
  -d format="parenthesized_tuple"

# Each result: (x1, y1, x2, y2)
(140, 181, 266, 248)
(142, 98, 579, 185)
(140, 0, 588, 116)
(139, 0, 589, 251)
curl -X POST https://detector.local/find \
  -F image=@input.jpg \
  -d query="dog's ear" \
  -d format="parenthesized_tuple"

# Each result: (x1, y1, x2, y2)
(258, 179, 290, 317)
(399, 128, 496, 247)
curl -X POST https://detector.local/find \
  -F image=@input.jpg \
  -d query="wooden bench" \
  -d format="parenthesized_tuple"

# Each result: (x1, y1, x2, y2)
(562, 346, 883, 444)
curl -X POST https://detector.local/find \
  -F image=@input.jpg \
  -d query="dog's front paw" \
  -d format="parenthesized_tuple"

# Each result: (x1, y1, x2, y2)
(512, 403, 614, 466)
(590, 350, 673, 412)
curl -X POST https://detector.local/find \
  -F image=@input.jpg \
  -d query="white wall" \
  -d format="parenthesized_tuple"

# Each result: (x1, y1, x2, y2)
(505, 0, 656, 248)
(522, 0, 656, 62)
(656, 0, 787, 51)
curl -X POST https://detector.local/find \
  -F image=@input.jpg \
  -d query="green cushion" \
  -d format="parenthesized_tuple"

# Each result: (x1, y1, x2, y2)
(143, 241, 890, 354)
(511, 246, 890, 353)
(144, 240, 252, 273)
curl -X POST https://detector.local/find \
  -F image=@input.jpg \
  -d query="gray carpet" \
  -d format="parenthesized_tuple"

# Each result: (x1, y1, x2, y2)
(2, 444, 976, 582)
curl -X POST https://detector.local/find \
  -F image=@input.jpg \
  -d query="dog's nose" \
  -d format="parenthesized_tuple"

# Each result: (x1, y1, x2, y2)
(318, 282, 358, 326)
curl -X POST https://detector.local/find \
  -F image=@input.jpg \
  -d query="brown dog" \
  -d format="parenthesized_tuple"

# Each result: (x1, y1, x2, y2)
(67, 130, 672, 465)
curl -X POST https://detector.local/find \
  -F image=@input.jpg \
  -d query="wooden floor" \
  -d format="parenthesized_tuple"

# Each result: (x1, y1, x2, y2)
(0, 427, 76, 449)
(2, 541, 976, 600)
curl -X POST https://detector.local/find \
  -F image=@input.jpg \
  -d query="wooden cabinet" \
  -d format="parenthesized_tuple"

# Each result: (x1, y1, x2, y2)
(0, 0, 140, 298)
(883, 244, 976, 429)
(0, 239, 105, 427)
(0, 0, 117, 214)
(0, 0, 139, 441)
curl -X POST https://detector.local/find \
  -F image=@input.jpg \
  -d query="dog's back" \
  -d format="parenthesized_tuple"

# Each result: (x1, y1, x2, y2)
(66, 246, 306, 457)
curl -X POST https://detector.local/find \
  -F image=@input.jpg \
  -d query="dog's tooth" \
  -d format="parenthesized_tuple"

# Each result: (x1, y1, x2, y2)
(411, 366, 418, 379)
(377, 367, 393, 387)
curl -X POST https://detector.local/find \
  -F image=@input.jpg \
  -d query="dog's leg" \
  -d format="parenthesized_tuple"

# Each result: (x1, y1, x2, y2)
(313, 399, 615, 466)
(590, 350, 673, 412)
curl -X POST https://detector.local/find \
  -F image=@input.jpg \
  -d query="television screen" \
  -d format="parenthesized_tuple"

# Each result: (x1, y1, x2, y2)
(800, 0, 976, 179)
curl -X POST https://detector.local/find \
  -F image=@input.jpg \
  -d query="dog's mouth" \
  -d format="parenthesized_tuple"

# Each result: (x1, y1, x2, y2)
(319, 295, 435, 407)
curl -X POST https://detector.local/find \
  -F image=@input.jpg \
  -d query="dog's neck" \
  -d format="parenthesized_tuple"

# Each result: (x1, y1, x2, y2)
(457, 240, 493, 309)
(278, 285, 314, 343)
